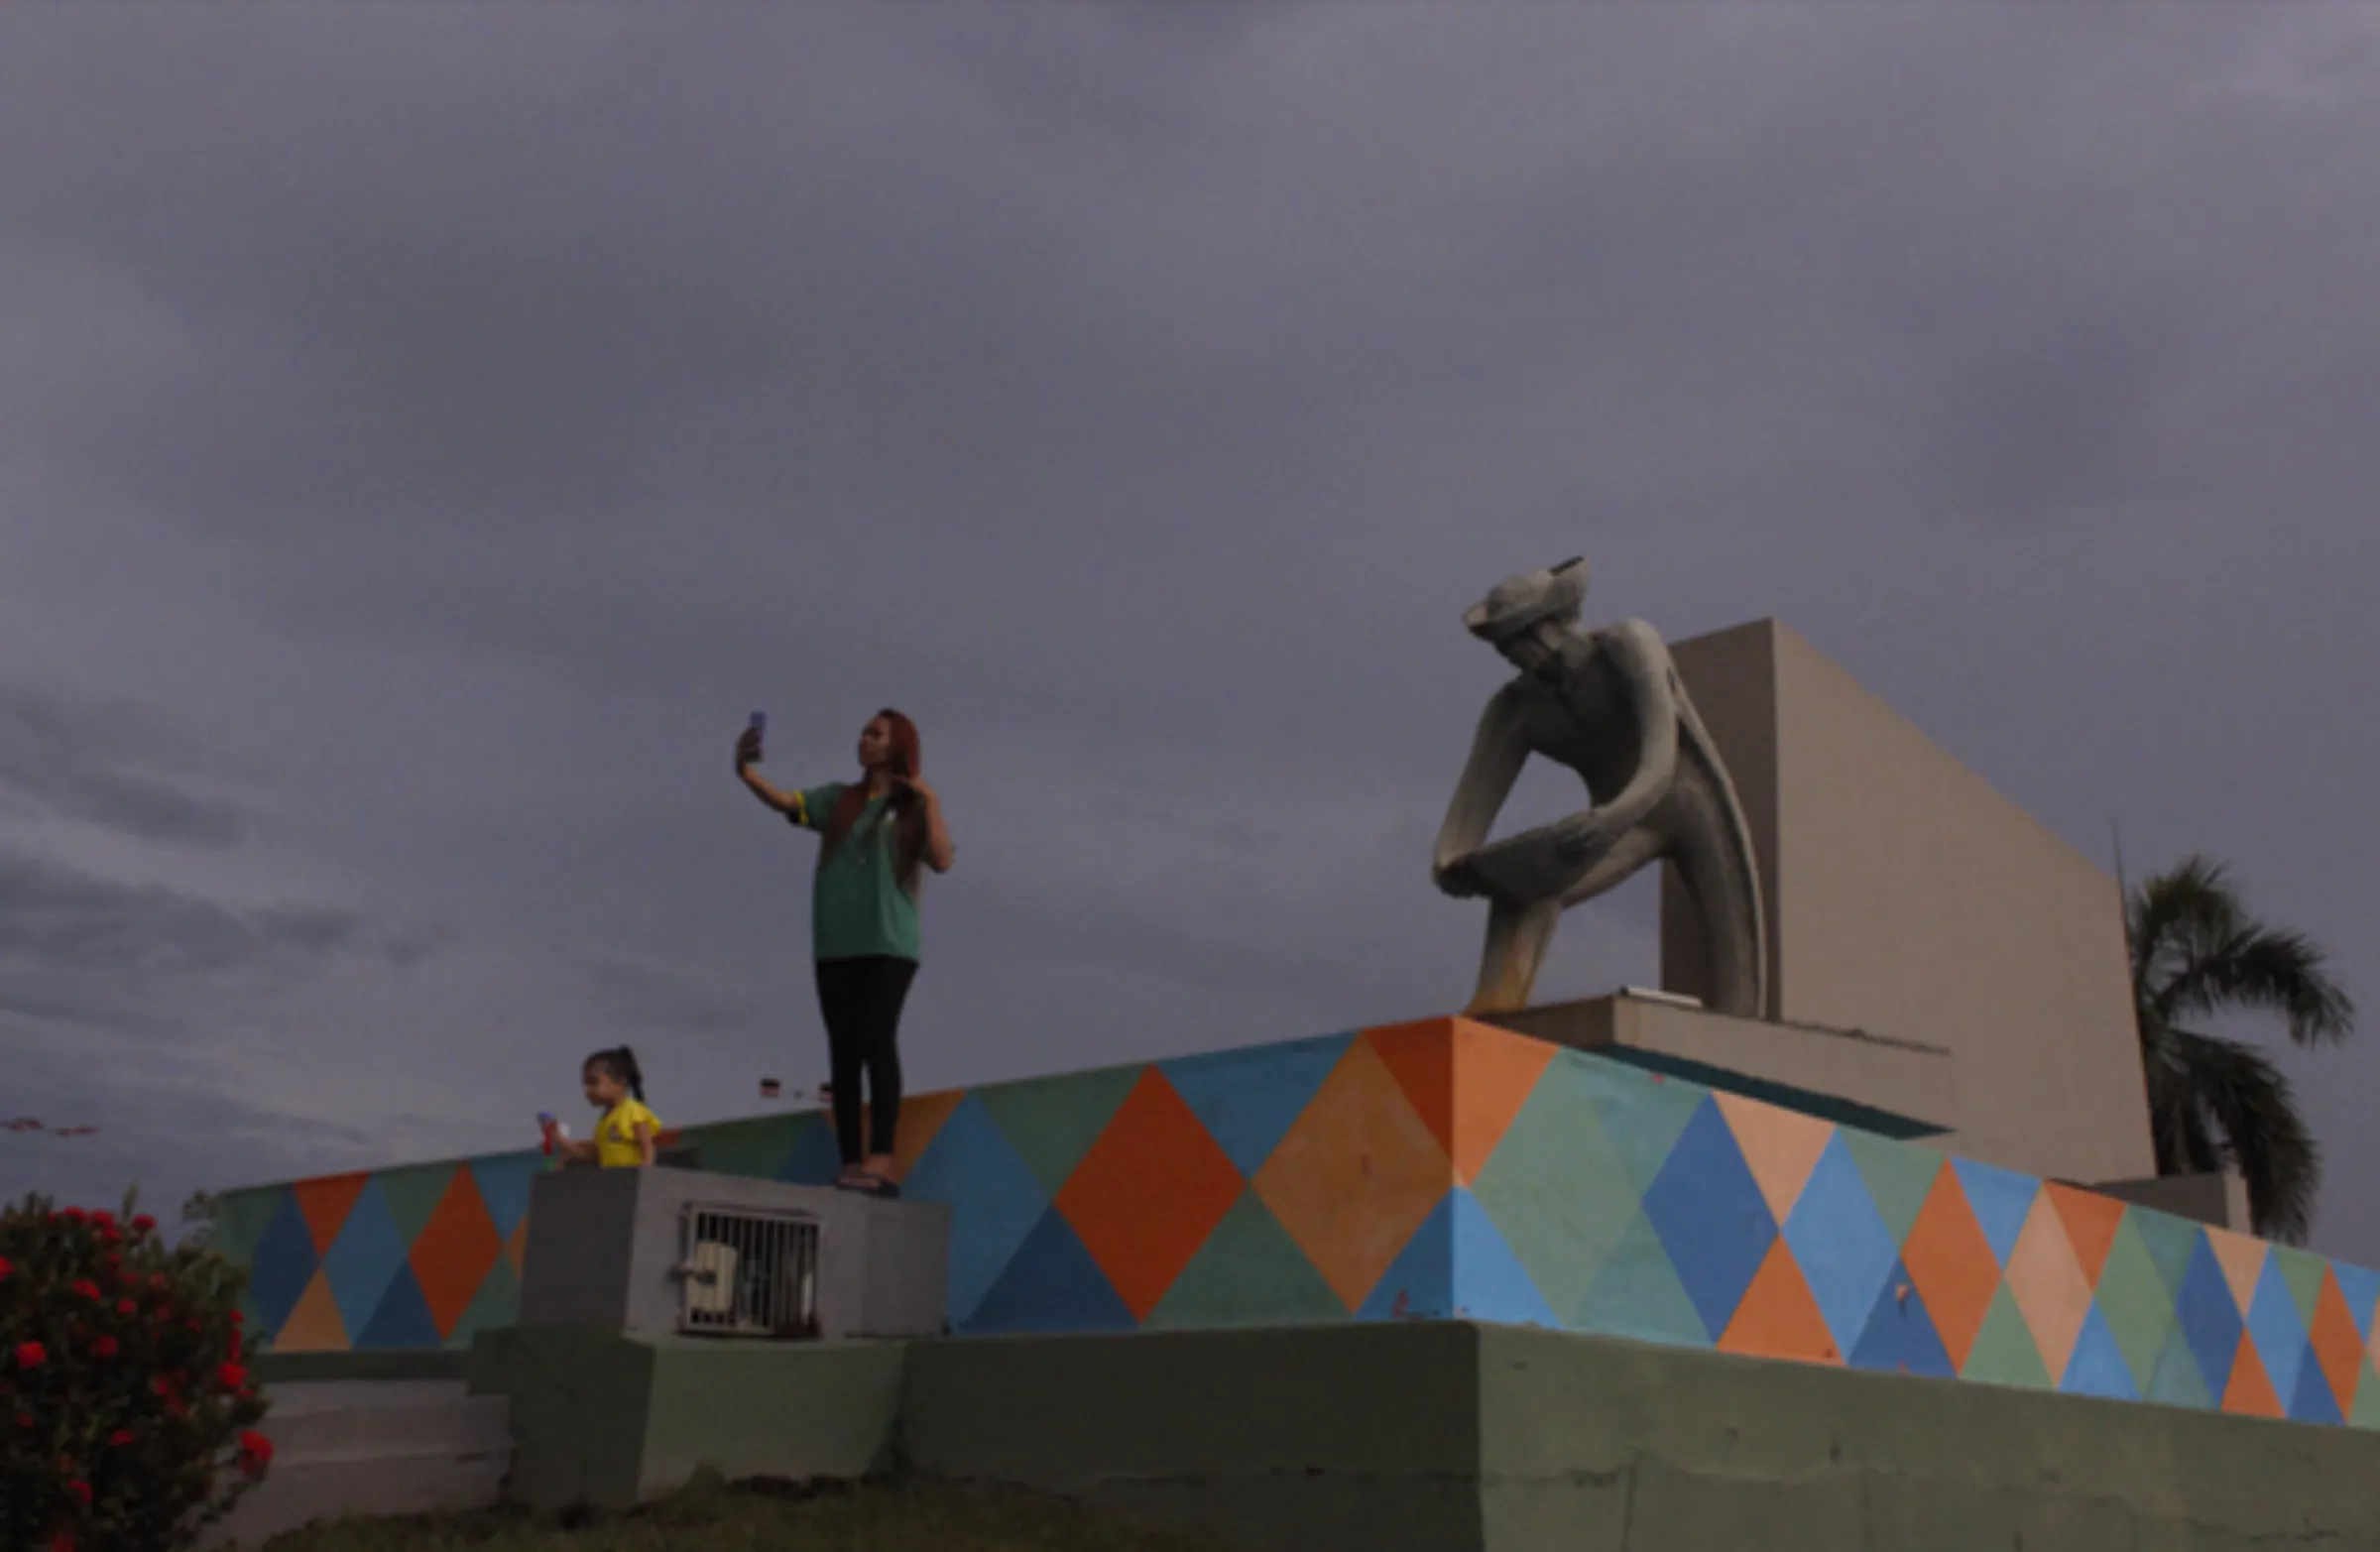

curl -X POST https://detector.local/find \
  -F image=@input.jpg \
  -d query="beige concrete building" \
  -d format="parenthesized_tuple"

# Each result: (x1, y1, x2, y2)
(1495, 618, 2160, 1193)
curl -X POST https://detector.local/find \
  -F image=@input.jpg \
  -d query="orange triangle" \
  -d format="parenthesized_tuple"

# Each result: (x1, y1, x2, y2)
(503, 1216, 529, 1279)
(2206, 1229, 2268, 1315)
(1719, 1240, 1843, 1367)
(2309, 1269, 2366, 1417)
(1713, 1091, 1835, 1225)
(273, 1270, 351, 1354)
(293, 1173, 371, 1255)
(1448, 1021, 1556, 1184)
(1361, 1018, 1458, 1162)
(2222, 1334, 2285, 1418)
(2043, 1184, 2127, 1286)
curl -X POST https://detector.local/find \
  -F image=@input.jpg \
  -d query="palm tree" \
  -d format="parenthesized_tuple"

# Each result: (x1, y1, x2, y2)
(2126, 855, 2353, 1244)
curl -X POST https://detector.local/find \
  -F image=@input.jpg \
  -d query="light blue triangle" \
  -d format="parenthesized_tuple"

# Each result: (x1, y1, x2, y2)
(2333, 1262, 2380, 1344)
(1448, 1189, 1561, 1329)
(2059, 1303, 2139, 1401)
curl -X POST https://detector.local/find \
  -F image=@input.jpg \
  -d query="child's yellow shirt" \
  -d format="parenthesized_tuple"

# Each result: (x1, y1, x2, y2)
(595, 1098, 661, 1167)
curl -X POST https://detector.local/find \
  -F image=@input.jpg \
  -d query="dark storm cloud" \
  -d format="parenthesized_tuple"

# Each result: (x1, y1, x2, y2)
(0, 678, 248, 846)
(2, 5, 2377, 1262)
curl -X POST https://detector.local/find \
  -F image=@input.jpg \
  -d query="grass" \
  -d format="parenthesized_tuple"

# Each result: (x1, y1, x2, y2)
(256, 1474, 1223, 1552)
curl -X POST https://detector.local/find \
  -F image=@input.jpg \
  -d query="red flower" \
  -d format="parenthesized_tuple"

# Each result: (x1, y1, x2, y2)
(0, 1255, 11, 1279)
(148, 1274, 168, 1292)
(131, 1214, 156, 1234)
(64, 1479, 91, 1506)
(237, 1428, 274, 1476)
(228, 1311, 244, 1326)
(115, 1299, 136, 1317)
(15, 1342, 44, 1370)
(108, 1428, 133, 1446)
(96, 1228, 121, 1248)
(217, 1362, 248, 1390)
(60, 1207, 85, 1225)
(69, 1280, 100, 1302)
(90, 1210, 115, 1229)
(90, 1336, 118, 1360)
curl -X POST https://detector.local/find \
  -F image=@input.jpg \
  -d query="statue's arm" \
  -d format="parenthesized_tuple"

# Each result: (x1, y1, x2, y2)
(1434, 684, 1530, 875)
(1589, 622, 1680, 834)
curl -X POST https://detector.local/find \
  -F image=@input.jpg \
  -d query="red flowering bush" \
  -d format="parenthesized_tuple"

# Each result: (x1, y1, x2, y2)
(0, 1189, 271, 1550)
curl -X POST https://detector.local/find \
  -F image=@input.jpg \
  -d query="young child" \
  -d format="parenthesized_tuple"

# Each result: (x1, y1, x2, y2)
(547, 1046, 660, 1167)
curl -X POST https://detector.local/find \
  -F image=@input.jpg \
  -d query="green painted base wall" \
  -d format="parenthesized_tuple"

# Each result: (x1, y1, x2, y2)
(465, 1324, 2380, 1551)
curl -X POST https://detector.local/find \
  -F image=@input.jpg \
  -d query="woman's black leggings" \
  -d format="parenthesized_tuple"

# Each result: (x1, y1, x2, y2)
(815, 955, 918, 1165)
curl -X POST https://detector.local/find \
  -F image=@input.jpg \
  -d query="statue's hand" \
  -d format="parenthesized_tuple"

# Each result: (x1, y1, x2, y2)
(1434, 853, 1488, 899)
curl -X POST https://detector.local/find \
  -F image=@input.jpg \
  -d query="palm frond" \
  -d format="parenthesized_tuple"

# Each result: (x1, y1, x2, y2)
(2127, 854, 2240, 1003)
(2156, 1026, 2320, 1244)
(2157, 925, 2354, 1048)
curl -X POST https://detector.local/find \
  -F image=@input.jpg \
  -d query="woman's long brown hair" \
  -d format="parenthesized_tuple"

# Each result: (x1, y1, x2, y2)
(818, 709, 927, 893)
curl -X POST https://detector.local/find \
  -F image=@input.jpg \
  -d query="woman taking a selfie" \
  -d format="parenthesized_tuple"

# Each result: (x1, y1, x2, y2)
(735, 708, 953, 1197)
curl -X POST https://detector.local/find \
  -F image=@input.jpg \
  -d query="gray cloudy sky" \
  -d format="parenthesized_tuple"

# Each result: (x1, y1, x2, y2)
(4, 5, 2377, 1262)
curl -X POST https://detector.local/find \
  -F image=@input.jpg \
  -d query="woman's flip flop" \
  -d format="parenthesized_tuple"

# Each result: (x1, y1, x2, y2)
(836, 1170, 901, 1199)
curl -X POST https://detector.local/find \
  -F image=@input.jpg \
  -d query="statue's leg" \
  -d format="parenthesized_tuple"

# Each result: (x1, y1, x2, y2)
(1669, 820, 1763, 1019)
(1465, 896, 1565, 1015)
(1466, 826, 1667, 1015)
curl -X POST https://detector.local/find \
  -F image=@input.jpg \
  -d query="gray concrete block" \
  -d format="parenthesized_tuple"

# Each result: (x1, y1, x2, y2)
(520, 1167, 949, 1343)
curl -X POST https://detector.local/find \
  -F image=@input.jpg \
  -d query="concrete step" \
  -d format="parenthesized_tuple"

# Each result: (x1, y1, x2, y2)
(198, 1380, 513, 1548)
(254, 1381, 511, 1460)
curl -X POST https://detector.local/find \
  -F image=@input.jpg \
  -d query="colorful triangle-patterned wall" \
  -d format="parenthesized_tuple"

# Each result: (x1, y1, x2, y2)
(212, 1017, 2380, 1429)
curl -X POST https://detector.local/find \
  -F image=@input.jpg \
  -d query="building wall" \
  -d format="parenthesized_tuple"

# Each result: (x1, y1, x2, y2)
(1662, 619, 2157, 1185)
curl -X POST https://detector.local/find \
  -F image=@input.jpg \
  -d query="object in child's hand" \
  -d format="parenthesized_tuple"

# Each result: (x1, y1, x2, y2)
(760, 1078, 780, 1098)
(538, 1113, 566, 1157)
(748, 711, 767, 758)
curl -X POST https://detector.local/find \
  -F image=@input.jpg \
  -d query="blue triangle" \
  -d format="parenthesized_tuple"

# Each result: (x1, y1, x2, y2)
(2287, 1348, 2345, 1425)
(774, 1114, 846, 1188)
(2060, 1304, 2139, 1401)
(355, 1262, 443, 1350)
(466, 1153, 541, 1242)
(2144, 1319, 2214, 1410)
(1782, 1132, 1902, 1356)
(2176, 1235, 2243, 1399)
(1448, 1190, 1561, 1329)
(1845, 1259, 1955, 1379)
(1160, 1032, 1354, 1178)
(1641, 1094, 1776, 1342)
(2333, 1261, 2380, 1344)
(1356, 1190, 1456, 1321)
(961, 1207, 1135, 1336)
(2244, 1258, 2310, 1406)
(1949, 1158, 2039, 1267)
(246, 1190, 319, 1340)
(899, 1095, 1052, 1326)
(321, 1179, 410, 1339)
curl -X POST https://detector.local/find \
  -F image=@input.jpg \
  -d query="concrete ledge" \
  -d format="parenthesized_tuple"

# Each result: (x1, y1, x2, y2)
(255, 1350, 476, 1386)
(1486, 994, 1957, 1137)
(469, 1322, 2380, 1551)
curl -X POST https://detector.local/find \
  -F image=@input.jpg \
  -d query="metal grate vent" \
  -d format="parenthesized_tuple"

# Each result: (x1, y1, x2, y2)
(675, 1205, 822, 1339)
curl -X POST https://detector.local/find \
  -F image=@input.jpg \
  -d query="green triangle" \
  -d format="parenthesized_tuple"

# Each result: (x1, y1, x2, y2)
(2350, 1358, 2380, 1431)
(2274, 1246, 2328, 1327)
(1576, 1209, 1711, 1350)
(684, 1114, 804, 1180)
(1580, 1055, 1707, 1195)
(1471, 1058, 1640, 1315)
(2094, 1215, 2179, 1392)
(1841, 1130, 1943, 1247)
(377, 1163, 461, 1248)
(2128, 1208, 2203, 1299)
(208, 1188, 280, 1266)
(1961, 1284, 2053, 1391)
(444, 1256, 521, 1352)
(2143, 1318, 2214, 1411)
(979, 1065, 1146, 1196)
(1146, 1189, 1350, 1330)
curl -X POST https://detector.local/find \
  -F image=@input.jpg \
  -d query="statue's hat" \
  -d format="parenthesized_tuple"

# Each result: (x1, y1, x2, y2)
(1464, 557, 1589, 643)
